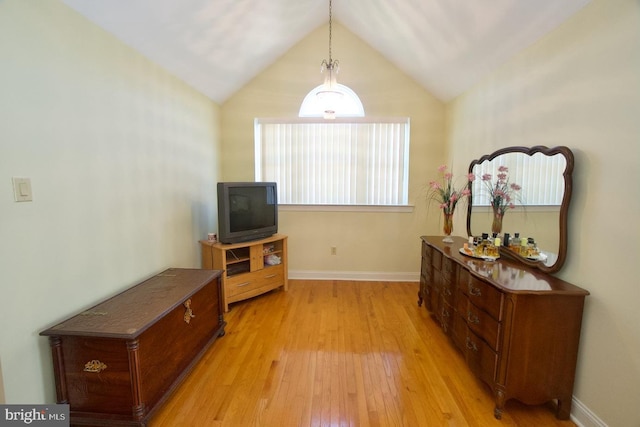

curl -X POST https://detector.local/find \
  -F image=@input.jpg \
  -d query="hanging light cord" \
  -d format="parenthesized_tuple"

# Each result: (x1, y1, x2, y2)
(328, 0, 333, 63)
(322, 0, 338, 70)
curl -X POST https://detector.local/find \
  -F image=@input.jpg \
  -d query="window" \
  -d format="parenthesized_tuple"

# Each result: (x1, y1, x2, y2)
(471, 152, 567, 207)
(255, 118, 410, 206)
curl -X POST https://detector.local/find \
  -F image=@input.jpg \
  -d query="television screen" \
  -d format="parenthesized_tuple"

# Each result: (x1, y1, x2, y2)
(229, 186, 276, 232)
(217, 182, 278, 243)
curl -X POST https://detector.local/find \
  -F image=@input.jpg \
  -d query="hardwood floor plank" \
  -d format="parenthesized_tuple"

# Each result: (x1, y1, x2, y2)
(150, 280, 576, 427)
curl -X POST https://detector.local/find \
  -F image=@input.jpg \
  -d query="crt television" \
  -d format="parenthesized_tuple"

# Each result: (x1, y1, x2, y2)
(217, 182, 278, 244)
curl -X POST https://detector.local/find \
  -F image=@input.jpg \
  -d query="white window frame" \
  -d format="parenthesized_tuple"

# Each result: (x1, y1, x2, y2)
(255, 117, 410, 211)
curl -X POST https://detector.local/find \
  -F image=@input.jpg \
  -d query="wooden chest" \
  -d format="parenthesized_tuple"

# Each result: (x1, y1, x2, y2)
(40, 268, 226, 426)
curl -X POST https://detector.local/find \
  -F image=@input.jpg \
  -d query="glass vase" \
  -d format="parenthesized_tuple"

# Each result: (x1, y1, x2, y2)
(442, 212, 454, 243)
(492, 209, 503, 235)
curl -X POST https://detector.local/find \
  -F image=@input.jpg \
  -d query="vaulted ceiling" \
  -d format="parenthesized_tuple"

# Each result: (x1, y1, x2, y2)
(60, 0, 592, 104)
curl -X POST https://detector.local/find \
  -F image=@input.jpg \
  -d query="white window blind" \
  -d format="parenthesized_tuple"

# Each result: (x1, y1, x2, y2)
(255, 118, 410, 205)
(472, 152, 567, 206)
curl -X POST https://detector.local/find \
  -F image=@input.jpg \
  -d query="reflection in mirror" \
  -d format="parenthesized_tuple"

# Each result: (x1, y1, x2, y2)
(466, 146, 574, 274)
(471, 153, 565, 258)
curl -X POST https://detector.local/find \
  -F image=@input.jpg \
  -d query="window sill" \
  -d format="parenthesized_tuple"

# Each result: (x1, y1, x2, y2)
(279, 204, 414, 213)
(472, 205, 560, 213)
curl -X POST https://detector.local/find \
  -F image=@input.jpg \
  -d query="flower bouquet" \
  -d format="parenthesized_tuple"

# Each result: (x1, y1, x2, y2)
(428, 165, 474, 242)
(480, 165, 522, 234)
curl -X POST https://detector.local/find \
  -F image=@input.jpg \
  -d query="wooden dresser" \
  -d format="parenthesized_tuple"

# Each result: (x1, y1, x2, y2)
(40, 268, 226, 426)
(419, 236, 589, 420)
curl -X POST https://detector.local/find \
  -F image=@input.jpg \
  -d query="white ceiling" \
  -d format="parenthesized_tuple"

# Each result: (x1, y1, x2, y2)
(61, 0, 592, 104)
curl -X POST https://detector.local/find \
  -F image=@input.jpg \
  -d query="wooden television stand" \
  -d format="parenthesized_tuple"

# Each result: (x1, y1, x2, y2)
(200, 234, 288, 312)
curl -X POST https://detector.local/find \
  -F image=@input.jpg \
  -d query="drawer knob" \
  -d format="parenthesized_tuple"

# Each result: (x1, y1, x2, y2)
(469, 285, 482, 296)
(467, 311, 480, 324)
(183, 299, 196, 324)
(465, 337, 478, 352)
(83, 360, 107, 373)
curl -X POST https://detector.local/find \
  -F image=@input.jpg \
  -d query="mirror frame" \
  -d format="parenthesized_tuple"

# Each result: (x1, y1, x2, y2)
(466, 145, 574, 274)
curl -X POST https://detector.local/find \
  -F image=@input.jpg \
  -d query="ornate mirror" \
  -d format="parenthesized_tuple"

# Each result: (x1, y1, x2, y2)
(466, 146, 574, 273)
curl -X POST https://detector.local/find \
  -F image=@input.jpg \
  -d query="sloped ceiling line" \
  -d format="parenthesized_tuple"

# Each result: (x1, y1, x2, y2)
(61, 0, 592, 104)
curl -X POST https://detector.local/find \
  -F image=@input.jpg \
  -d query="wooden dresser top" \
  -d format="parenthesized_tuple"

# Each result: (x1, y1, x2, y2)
(421, 236, 589, 295)
(40, 268, 222, 339)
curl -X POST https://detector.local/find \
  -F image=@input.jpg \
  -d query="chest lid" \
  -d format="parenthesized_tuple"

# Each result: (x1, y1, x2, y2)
(40, 268, 221, 339)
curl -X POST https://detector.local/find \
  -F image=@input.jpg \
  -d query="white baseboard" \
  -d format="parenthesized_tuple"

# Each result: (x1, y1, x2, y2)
(289, 270, 420, 282)
(571, 396, 607, 427)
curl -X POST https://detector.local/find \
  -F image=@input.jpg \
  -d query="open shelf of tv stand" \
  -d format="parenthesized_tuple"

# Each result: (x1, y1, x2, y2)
(200, 234, 288, 312)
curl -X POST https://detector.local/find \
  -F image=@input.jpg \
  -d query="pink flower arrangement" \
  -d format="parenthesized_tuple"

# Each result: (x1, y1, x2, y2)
(428, 165, 475, 215)
(481, 165, 522, 216)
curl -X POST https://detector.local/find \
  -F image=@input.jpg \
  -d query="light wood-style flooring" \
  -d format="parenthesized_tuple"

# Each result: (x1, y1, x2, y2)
(150, 280, 576, 427)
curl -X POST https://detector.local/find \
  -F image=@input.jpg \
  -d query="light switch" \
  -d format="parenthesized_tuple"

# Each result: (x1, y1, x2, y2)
(12, 177, 33, 202)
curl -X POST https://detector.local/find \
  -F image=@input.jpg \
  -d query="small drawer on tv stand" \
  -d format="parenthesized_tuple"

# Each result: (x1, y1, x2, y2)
(226, 265, 285, 298)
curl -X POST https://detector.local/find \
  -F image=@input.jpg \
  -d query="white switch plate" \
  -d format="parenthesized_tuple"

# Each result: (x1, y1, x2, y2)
(12, 177, 33, 202)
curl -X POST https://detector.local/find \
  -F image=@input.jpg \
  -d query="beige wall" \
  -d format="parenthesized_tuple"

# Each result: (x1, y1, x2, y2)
(222, 22, 447, 277)
(448, 0, 640, 425)
(0, 0, 221, 403)
(0, 357, 4, 404)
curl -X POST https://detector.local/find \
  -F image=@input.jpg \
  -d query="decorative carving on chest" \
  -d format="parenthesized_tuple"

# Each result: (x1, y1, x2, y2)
(183, 299, 195, 324)
(80, 311, 107, 316)
(83, 360, 107, 373)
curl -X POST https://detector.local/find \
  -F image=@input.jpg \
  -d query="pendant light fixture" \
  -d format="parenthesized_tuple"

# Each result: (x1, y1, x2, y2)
(298, 0, 364, 119)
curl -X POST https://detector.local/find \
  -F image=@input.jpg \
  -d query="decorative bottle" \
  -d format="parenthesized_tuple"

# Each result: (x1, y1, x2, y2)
(527, 237, 539, 258)
(510, 232, 520, 252)
(520, 235, 528, 256)
(490, 236, 501, 258)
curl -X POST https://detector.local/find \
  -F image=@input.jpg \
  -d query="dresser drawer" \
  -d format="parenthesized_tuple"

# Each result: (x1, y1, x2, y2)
(457, 266, 471, 289)
(422, 281, 432, 311)
(465, 329, 498, 387)
(424, 265, 433, 283)
(420, 257, 430, 281)
(451, 311, 468, 353)
(442, 258, 456, 283)
(439, 300, 454, 334)
(441, 280, 455, 306)
(431, 249, 442, 272)
(467, 277, 503, 321)
(455, 288, 501, 350)
(455, 287, 467, 313)
(226, 265, 284, 298)
(426, 278, 440, 313)
(422, 242, 432, 263)
(461, 298, 501, 351)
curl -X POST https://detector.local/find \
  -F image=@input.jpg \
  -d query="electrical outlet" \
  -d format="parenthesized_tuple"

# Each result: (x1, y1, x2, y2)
(331, 246, 337, 255)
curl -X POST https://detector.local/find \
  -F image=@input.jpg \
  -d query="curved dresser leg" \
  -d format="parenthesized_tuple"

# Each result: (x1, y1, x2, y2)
(556, 395, 572, 420)
(494, 390, 506, 419)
